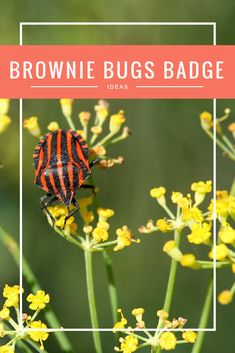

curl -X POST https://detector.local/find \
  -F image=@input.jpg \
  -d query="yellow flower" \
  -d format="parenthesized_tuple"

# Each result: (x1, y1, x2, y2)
(218, 290, 233, 305)
(47, 205, 68, 218)
(150, 186, 166, 199)
(131, 308, 145, 328)
(116, 336, 138, 353)
(171, 192, 183, 204)
(0, 99, 10, 116)
(156, 309, 169, 320)
(47, 121, 59, 131)
(55, 216, 74, 228)
(83, 225, 93, 234)
(199, 111, 212, 131)
(181, 207, 203, 223)
(24, 117, 41, 137)
(177, 196, 190, 209)
(159, 332, 177, 350)
(97, 220, 110, 230)
(97, 208, 115, 220)
(156, 219, 172, 233)
(114, 226, 139, 251)
(28, 321, 49, 350)
(0, 323, 5, 338)
(70, 223, 78, 235)
(109, 110, 126, 134)
(0, 307, 10, 320)
(27, 290, 50, 310)
(191, 181, 212, 205)
(180, 254, 197, 268)
(90, 146, 106, 157)
(3, 285, 21, 308)
(0, 346, 14, 353)
(0, 115, 11, 134)
(60, 99, 73, 118)
(228, 122, 235, 138)
(78, 111, 91, 126)
(92, 227, 109, 242)
(150, 187, 166, 206)
(94, 100, 109, 125)
(113, 309, 127, 331)
(78, 196, 94, 224)
(91, 125, 102, 135)
(209, 244, 229, 260)
(182, 331, 197, 343)
(219, 226, 235, 244)
(163, 240, 182, 261)
(232, 263, 235, 273)
(121, 126, 132, 139)
(187, 223, 211, 245)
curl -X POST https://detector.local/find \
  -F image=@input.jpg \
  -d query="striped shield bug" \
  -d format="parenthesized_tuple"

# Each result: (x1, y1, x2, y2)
(33, 129, 98, 227)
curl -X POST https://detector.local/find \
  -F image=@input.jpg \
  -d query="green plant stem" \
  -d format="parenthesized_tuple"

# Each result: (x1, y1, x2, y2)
(205, 130, 235, 161)
(222, 135, 235, 153)
(191, 278, 213, 353)
(65, 116, 76, 131)
(162, 229, 180, 315)
(0, 225, 75, 353)
(84, 249, 103, 353)
(154, 230, 181, 353)
(229, 178, 235, 196)
(102, 250, 118, 324)
(89, 174, 119, 327)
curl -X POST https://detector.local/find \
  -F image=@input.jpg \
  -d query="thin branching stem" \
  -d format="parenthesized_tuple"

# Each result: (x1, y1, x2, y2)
(84, 249, 103, 353)
(190, 278, 213, 353)
(0, 225, 75, 353)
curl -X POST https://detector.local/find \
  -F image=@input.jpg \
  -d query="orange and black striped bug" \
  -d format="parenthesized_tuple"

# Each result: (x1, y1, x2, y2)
(33, 129, 98, 227)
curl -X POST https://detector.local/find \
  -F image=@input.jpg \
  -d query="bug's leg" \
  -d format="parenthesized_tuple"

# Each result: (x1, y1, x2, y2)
(40, 194, 57, 210)
(63, 198, 80, 229)
(80, 184, 97, 195)
(40, 194, 57, 227)
(89, 158, 99, 168)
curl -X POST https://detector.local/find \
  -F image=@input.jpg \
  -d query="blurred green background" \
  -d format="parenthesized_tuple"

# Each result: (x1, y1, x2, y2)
(0, 1, 235, 352)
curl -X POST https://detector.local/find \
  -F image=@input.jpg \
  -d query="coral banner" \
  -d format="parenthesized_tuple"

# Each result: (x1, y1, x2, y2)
(0, 45, 235, 98)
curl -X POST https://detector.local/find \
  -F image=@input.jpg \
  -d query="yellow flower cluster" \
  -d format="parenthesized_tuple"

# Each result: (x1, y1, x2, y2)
(113, 308, 197, 352)
(0, 285, 50, 352)
(47, 204, 78, 234)
(139, 181, 235, 304)
(24, 99, 131, 171)
(0, 99, 11, 134)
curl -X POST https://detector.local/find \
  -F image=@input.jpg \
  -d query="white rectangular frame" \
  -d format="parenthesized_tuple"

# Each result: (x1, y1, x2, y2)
(19, 21, 217, 333)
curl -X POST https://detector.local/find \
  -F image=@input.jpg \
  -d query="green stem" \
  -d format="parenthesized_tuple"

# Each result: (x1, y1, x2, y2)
(102, 250, 118, 324)
(93, 132, 115, 147)
(27, 339, 48, 353)
(154, 230, 181, 353)
(84, 250, 103, 353)
(89, 174, 119, 329)
(65, 116, 76, 131)
(16, 340, 34, 353)
(191, 278, 213, 353)
(0, 225, 75, 353)
(162, 229, 180, 314)
(229, 178, 235, 196)
(205, 130, 235, 161)
(222, 134, 235, 153)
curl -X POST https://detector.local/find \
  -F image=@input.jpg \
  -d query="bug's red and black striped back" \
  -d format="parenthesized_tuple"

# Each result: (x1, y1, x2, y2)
(33, 129, 91, 205)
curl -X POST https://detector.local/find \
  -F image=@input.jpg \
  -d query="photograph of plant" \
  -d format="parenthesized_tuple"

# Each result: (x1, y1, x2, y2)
(0, 96, 234, 353)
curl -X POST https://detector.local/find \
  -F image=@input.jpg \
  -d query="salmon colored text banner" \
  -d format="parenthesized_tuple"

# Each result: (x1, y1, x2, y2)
(0, 45, 235, 98)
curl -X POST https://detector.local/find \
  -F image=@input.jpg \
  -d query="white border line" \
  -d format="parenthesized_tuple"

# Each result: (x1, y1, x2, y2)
(19, 21, 216, 332)
(20, 21, 216, 26)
